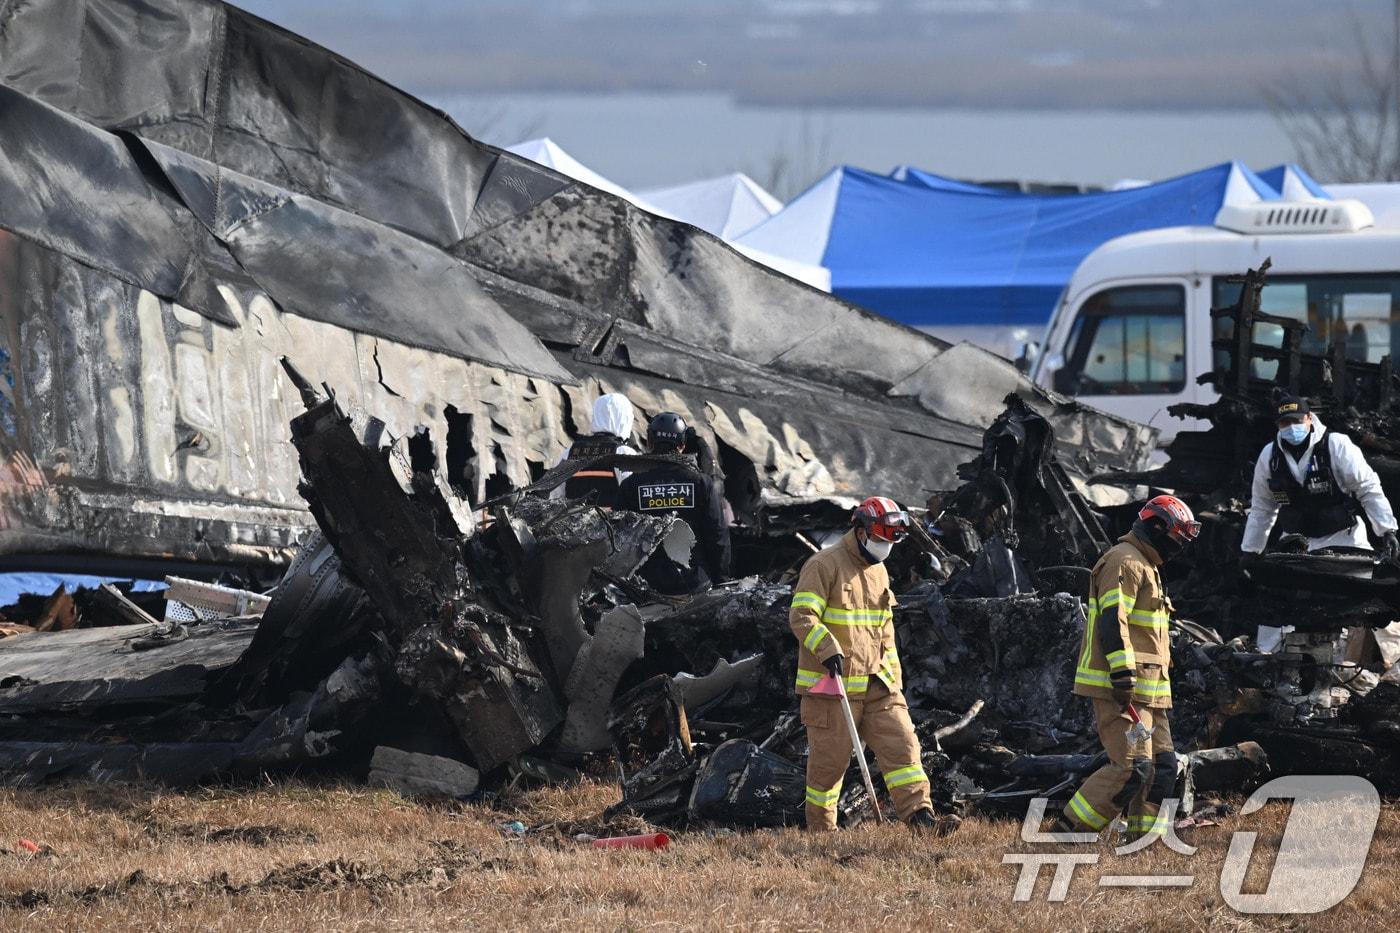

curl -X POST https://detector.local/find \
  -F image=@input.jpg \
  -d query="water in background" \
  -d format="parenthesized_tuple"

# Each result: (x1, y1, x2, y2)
(433, 91, 1297, 195)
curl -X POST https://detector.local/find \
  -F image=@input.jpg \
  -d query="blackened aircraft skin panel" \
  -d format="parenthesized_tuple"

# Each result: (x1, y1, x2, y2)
(0, 85, 197, 303)
(0, 84, 571, 383)
(454, 184, 944, 396)
(0, 0, 1155, 569)
(0, 0, 497, 248)
(0, 0, 1159, 451)
(0, 0, 1153, 452)
(561, 355, 979, 504)
(134, 137, 569, 383)
(0, 234, 315, 566)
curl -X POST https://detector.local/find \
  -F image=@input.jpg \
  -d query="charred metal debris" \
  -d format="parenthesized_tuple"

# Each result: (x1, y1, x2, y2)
(11, 306, 1400, 828)
(0, 0, 1154, 570)
(0, 0, 1396, 830)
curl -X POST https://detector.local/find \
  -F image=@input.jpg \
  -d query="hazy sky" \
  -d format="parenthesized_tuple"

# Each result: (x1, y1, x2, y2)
(228, 1, 1390, 190)
(234, 1, 1392, 109)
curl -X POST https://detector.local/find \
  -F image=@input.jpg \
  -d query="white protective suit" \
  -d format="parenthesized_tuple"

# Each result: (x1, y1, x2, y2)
(1241, 416, 1398, 554)
(550, 393, 638, 499)
(1242, 417, 1400, 652)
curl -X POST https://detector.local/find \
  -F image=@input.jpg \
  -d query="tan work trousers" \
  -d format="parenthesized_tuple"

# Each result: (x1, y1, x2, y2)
(801, 681, 931, 830)
(1064, 698, 1174, 840)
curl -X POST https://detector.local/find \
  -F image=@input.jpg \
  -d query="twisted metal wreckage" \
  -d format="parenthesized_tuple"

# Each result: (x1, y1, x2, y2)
(0, 0, 1396, 826)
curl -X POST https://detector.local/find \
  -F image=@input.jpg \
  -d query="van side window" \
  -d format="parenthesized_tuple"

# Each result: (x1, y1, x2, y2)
(1055, 285, 1186, 396)
(1213, 274, 1400, 380)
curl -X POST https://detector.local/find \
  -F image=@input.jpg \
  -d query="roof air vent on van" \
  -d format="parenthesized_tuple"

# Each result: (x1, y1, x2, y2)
(1214, 199, 1374, 235)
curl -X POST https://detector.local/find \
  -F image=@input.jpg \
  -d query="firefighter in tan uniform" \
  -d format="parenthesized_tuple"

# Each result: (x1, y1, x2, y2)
(1063, 495, 1200, 841)
(789, 496, 942, 832)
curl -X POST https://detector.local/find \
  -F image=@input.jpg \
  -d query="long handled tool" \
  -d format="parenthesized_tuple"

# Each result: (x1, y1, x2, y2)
(812, 672, 884, 823)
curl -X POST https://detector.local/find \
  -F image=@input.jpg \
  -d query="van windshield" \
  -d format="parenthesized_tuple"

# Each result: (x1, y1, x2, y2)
(1213, 274, 1400, 379)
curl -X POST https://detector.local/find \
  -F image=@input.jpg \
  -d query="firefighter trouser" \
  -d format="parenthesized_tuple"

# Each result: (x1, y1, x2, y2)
(801, 681, 931, 830)
(1064, 698, 1175, 841)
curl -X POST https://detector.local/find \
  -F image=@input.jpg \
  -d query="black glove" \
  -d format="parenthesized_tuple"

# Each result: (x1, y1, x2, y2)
(1383, 532, 1400, 564)
(1110, 670, 1135, 707)
(823, 654, 844, 678)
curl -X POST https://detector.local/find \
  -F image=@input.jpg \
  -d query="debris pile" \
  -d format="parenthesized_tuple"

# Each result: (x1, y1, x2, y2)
(2, 0, 1400, 834)
(0, 358, 1282, 828)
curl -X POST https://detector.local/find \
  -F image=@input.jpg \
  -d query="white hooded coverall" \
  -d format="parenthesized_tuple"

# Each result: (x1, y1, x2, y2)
(1242, 417, 1399, 652)
(550, 393, 638, 499)
(1241, 416, 1397, 554)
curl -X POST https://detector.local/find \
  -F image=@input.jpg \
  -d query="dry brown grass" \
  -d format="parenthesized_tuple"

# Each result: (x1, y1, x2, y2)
(0, 778, 1395, 931)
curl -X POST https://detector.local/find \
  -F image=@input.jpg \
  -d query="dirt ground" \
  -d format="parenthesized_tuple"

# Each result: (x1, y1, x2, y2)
(0, 779, 1394, 931)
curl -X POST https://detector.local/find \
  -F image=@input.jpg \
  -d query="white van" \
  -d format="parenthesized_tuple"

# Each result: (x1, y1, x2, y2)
(1030, 200, 1400, 438)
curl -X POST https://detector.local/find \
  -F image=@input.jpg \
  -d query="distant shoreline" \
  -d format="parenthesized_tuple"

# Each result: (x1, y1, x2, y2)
(430, 91, 1297, 194)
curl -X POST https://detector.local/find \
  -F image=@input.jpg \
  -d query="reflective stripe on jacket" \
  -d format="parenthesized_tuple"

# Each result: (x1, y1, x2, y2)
(1073, 531, 1173, 709)
(789, 531, 900, 696)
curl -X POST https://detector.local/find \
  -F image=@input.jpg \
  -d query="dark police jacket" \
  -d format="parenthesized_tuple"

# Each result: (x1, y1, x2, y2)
(614, 455, 732, 594)
(563, 432, 627, 500)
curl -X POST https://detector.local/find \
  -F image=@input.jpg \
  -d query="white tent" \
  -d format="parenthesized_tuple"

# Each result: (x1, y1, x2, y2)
(505, 137, 662, 212)
(506, 138, 830, 291)
(1326, 183, 1400, 227)
(638, 173, 783, 240)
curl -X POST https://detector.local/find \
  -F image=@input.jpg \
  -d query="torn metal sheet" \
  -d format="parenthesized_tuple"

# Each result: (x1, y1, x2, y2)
(0, 0, 1155, 565)
(511, 495, 681, 685)
(0, 83, 568, 383)
(0, 0, 956, 399)
(0, 741, 235, 786)
(672, 655, 764, 714)
(368, 746, 481, 799)
(0, 619, 258, 716)
(216, 530, 375, 706)
(889, 342, 1153, 503)
(0, 196, 1013, 567)
(234, 654, 381, 771)
(607, 674, 697, 824)
(559, 604, 646, 754)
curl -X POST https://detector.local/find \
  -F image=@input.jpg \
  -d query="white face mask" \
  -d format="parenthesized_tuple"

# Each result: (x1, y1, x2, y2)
(862, 537, 894, 562)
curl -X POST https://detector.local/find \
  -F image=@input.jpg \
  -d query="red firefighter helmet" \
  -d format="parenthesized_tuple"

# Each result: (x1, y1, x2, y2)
(1137, 494, 1200, 548)
(851, 496, 913, 543)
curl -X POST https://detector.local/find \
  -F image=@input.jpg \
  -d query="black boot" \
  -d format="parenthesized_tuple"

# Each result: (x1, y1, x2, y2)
(907, 808, 960, 836)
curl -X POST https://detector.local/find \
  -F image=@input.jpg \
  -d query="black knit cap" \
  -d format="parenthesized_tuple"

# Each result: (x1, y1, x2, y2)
(1275, 393, 1310, 420)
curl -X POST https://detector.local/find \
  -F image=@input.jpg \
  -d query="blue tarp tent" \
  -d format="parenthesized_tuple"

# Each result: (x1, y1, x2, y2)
(888, 166, 1014, 195)
(736, 162, 1277, 336)
(0, 573, 165, 606)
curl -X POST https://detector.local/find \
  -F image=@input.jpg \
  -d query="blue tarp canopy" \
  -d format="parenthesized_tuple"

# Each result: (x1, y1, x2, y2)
(0, 573, 165, 607)
(737, 162, 1277, 328)
(890, 167, 1015, 195)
